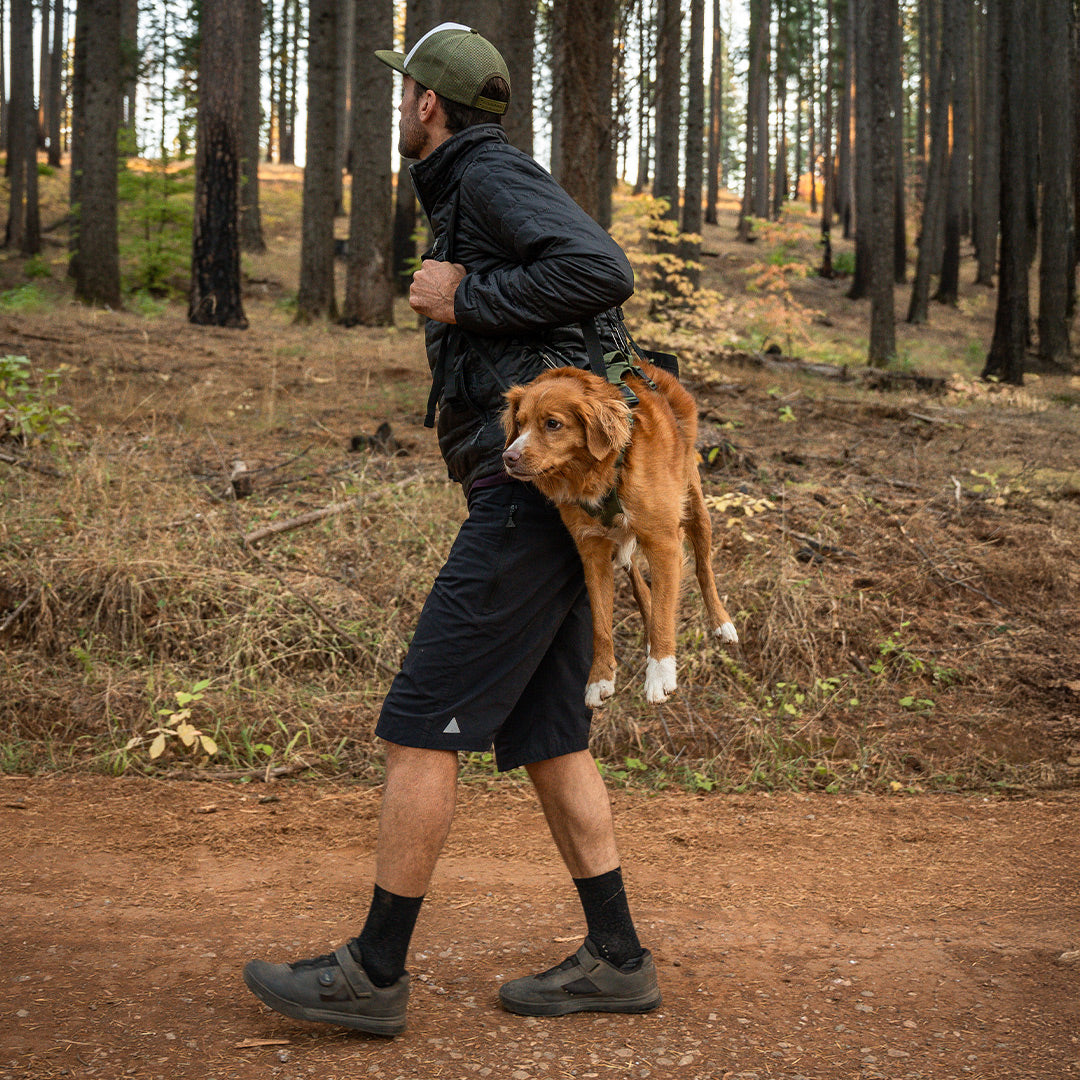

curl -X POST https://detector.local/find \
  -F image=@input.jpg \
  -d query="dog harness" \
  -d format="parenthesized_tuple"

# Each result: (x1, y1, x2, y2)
(579, 322, 662, 527)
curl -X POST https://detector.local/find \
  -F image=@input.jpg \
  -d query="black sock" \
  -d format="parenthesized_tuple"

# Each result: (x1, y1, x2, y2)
(572, 867, 644, 969)
(347, 884, 424, 987)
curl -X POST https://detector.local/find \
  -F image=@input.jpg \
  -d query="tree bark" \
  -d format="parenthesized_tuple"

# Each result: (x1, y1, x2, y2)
(189, 0, 248, 328)
(889, 0, 905, 283)
(935, 0, 968, 305)
(499, 0, 536, 156)
(555, 0, 615, 227)
(820, 0, 834, 277)
(296, 0, 338, 322)
(342, 0, 393, 326)
(867, 0, 896, 365)
(753, 0, 772, 219)
(682, 0, 705, 238)
(633, 0, 653, 194)
(705, 0, 723, 224)
(240, 0, 266, 252)
(120, 0, 138, 140)
(848, 0, 871, 299)
(47, 0, 64, 166)
(906, 0, 952, 323)
(1036, 0, 1074, 369)
(837, 0, 853, 236)
(5, 0, 40, 255)
(653, 0, 681, 222)
(982, 0, 1029, 385)
(71, 0, 120, 303)
(973, 0, 999, 287)
(772, 0, 788, 220)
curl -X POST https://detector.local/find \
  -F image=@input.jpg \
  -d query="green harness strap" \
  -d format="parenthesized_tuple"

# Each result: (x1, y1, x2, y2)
(579, 353, 657, 527)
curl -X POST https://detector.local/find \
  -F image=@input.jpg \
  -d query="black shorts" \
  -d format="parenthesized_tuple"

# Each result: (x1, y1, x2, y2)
(375, 480, 594, 771)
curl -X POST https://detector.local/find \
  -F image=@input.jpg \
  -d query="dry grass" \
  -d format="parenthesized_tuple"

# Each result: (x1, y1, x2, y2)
(1, 168, 1079, 791)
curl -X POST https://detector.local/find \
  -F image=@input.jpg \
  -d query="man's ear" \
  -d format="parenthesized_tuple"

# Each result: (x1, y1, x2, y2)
(417, 88, 439, 123)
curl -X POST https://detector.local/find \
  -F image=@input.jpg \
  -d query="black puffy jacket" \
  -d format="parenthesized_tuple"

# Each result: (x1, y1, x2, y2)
(409, 125, 636, 497)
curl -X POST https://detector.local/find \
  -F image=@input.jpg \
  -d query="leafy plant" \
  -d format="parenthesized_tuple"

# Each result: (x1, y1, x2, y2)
(0, 354, 74, 443)
(127, 679, 219, 761)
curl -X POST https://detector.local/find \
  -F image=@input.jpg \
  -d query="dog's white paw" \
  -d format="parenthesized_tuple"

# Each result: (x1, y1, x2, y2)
(715, 621, 739, 644)
(585, 680, 615, 708)
(644, 656, 677, 704)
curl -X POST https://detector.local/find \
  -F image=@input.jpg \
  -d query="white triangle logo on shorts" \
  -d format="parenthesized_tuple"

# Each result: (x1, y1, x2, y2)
(443, 717, 461, 734)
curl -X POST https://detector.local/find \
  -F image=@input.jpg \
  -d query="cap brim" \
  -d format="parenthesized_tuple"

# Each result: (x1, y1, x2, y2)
(373, 49, 407, 75)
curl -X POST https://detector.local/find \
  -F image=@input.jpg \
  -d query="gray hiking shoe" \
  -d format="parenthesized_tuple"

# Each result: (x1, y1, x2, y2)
(243, 945, 408, 1035)
(498, 940, 662, 1017)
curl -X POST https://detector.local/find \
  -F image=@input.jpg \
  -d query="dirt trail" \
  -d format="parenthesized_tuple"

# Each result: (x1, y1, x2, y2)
(1, 776, 1077, 1080)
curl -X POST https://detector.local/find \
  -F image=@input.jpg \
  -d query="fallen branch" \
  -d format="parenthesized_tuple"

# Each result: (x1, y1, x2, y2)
(0, 596, 32, 634)
(714, 349, 949, 393)
(243, 498, 358, 545)
(0, 451, 63, 477)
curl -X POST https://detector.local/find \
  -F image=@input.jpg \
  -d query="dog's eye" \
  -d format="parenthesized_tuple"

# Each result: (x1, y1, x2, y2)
(545, 418, 562, 431)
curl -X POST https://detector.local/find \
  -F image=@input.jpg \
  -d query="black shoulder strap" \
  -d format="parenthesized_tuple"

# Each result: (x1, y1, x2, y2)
(580, 318, 609, 381)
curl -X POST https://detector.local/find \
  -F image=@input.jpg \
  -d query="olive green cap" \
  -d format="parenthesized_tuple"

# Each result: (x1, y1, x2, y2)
(374, 22, 510, 116)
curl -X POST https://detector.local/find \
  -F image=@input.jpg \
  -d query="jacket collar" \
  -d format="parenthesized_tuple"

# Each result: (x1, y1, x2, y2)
(409, 125, 508, 222)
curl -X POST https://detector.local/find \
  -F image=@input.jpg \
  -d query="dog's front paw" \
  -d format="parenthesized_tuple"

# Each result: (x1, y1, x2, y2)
(715, 621, 739, 644)
(585, 680, 615, 708)
(644, 656, 677, 704)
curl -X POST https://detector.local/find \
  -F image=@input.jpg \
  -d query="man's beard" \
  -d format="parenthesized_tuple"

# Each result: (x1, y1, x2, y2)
(398, 114, 425, 160)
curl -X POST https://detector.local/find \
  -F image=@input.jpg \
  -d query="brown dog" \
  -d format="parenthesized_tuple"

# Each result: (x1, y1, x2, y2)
(502, 363, 738, 706)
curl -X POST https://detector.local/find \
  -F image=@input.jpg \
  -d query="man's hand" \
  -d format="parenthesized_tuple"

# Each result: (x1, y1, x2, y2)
(410, 259, 466, 324)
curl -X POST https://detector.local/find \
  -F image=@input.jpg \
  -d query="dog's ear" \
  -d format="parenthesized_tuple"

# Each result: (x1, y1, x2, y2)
(502, 385, 526, 446)
(581, 395, 632, 460)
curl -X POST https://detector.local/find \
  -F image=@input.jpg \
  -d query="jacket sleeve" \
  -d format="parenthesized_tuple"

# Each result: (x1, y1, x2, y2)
(451, 153, 635, 336)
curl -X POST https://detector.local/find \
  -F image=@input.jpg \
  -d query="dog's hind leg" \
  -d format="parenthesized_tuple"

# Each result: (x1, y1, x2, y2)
(686, 476, 738, 644)
(623, 559, 652, 636)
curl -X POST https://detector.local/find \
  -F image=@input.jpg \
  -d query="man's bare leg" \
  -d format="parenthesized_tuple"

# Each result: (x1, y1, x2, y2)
(499, 749, 658, 1014)
(375, 742, 459, 895)
(526, 749, 620, 878)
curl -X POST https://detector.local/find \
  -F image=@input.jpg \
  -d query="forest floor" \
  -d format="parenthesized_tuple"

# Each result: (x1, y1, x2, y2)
(1, 169, 1079, 1078)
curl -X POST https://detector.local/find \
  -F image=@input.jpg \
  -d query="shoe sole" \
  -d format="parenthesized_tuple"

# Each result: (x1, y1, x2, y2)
(243, 967, 406, 1035)
(498, 989, 662, 1017)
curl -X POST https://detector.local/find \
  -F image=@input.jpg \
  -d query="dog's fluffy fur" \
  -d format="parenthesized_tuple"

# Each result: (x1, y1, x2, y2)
(502, 363, 737, 706)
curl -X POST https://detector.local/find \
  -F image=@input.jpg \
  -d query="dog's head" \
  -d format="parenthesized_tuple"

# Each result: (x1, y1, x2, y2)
(501, 368, 632, 491)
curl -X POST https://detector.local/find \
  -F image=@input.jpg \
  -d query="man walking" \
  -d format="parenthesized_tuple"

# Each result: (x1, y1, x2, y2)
(243, 23, 660, 1035)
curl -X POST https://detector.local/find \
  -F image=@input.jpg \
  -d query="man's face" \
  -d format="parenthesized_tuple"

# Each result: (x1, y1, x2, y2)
(398, 76, 427, 160)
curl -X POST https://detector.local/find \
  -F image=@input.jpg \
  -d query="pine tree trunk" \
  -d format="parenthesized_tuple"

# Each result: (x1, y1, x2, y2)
(555, 0, 614, 225)
(500, 0, 536, 156)
(1036, 0, 1073, 369)
(633, 0, 653, 194)
(808, 1, 817, 214)
(973, 0, 999, 287)
(705, 0, 722, 223)
(120, 0, 137, 139)
(654, 0, 681, 221)
(334, 0, 353, 215)
(6, 0, 40, 255)
(47, 0, 63, 167)
(265, 0, 277, 161)
(682, 0, 705, 238)
(867, 0, 897, 365)
(753, 0, 772, 219)
(838, 0, 853, 236)
(296, 0, 337, 322)
(820, 0, 834, 277)
(907, 0, 952, 323)
(70, 0, 119, 300)
(342, 0, 393, 326)
(890, 0, 905, 283)
(39, 0, 50, 149)
(240, 0, 266, 253)
(772, 0, 787, 220)
(848, 0, 871, 300)
(190, 0, 247, 328)
(935, 0, 968, 305)
(982, 0, 1029, 384)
